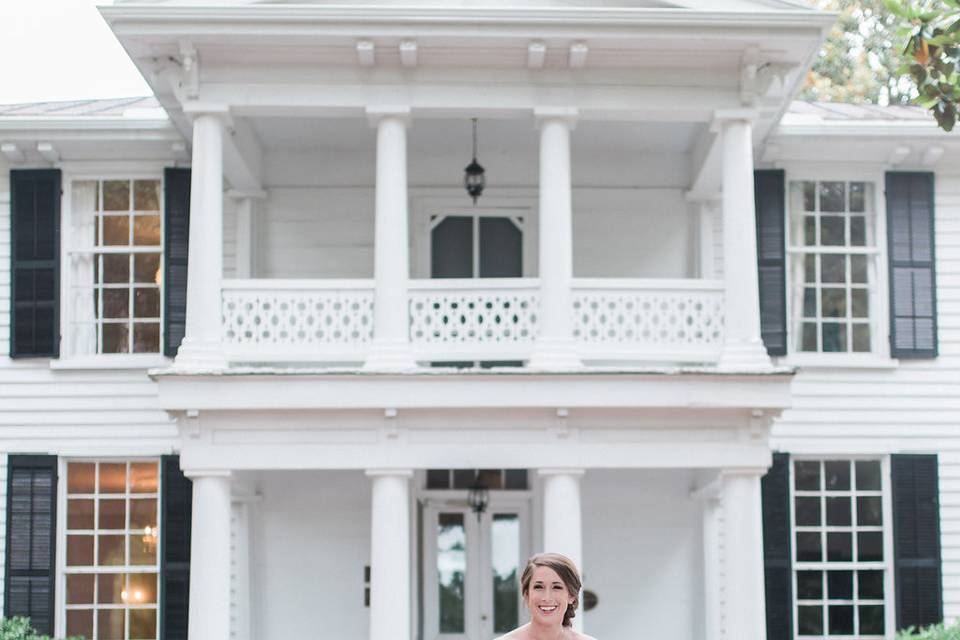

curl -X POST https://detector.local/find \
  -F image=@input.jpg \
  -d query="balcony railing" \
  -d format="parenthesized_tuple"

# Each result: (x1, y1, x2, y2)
(221, 278, 724, 365)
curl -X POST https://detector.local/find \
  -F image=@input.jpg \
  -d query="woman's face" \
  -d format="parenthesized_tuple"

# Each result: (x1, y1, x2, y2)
(524, 565, 573, 626)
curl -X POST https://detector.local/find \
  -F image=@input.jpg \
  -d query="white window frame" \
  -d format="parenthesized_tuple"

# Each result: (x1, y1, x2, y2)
(410, 194, 537, 280)
(56, 168, 171, 369)
(779, 167, 896, 369)
(55, 457, 163, 640)
(788, 455, 897, 640)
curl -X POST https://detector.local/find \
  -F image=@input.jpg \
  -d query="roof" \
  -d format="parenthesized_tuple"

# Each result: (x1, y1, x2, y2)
(0, 97, 163, 118)
(783, 100, 930, 123)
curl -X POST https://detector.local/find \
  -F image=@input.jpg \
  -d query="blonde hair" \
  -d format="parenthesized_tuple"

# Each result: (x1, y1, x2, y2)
(520, 552, 582, 628)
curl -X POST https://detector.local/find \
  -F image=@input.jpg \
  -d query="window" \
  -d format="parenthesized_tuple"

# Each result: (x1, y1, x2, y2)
(789, 181, 879, 353)
(64, 460, 160, 640)
(791, 459, 889, 638)
(68, 179, 163, 356)
(425, 469, 528, 490)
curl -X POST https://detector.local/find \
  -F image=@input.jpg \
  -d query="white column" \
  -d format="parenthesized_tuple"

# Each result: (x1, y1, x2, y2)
(716, 112, 771, 370)
(529, 108, 581, 370)
(176, 110, 227, 369)
(539, 468, 584, 632)
(721, 469, 766, 640)
(185, 471, 232, 640)
(701, 494, 722, 640)
(364, 107, 416, 371)
(367, 470, 413, 640)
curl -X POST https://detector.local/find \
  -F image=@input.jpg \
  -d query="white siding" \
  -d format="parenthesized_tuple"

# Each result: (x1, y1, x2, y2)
(582, 469, 703, 640)
(254, 470, 371, 640)
(770, 172, 960, 621)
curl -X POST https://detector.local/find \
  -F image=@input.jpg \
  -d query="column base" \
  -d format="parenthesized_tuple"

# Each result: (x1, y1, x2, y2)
(527, 339, 582, 371)
(362, 341, 418, 372)
(174, 338, 227, 371)
(717, 339, 773, 372)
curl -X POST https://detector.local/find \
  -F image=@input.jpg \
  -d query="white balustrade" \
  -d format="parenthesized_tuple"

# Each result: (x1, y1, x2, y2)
(572, 278, 725, 363)
(221, 279, 374, 362)
(408, 278, 540, 362)
(220, 278, 725, 365)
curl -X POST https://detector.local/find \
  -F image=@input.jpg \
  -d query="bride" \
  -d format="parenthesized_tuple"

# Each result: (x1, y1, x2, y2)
(496, 553, 598, 640)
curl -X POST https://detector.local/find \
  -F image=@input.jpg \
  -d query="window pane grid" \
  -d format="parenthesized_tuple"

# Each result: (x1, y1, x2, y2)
(792, 181, 875, 354)
(65, 460, 160, 640)
(791, 459, 886, 639)
(69, 179, 163, 356)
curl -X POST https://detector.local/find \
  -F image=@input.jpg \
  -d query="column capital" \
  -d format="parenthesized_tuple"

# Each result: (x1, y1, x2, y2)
(534, 106, 578, 130)
(182, 469, 232, 480)
(365, 469, 415, 478)
(537, 468, 585, 478)
(182, 102, 233, 125)
(710, 108, 757, 132)
(366, 105, 412, 128)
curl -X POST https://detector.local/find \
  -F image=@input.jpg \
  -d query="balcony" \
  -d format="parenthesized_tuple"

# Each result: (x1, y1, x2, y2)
(221, 277, 724, 366)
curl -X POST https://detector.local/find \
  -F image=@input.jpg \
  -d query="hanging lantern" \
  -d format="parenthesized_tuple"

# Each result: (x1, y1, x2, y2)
(466, 474, 490, 521)
(464, 118, 486, 204)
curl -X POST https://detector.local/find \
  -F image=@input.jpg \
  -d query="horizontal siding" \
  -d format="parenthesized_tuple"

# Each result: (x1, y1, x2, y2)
(771, 172, 960, 622)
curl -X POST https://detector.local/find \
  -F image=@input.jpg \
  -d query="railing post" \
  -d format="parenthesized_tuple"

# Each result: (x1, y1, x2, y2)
(364, 106, 416, 371)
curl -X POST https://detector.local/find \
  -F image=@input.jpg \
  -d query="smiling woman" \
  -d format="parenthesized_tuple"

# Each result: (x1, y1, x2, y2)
(495, 553, 598, 640)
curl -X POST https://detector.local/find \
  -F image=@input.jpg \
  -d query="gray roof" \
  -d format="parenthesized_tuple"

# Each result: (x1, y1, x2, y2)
(785, 100, 929, 122)
(0, 96, 933, 123)
(0, 97, 161, 117)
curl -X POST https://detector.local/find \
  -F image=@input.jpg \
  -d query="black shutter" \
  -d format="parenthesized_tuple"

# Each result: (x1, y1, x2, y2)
(761, 452, 792, 640)
(754, 170, 787, 356)
(892, 454, 942, 630)
(886, 173, 938, 358)
(4, 455, 57, 635)
(160, 455, 193, 640)
(164, 168, 191, 358)
(10, 170, 61, 358)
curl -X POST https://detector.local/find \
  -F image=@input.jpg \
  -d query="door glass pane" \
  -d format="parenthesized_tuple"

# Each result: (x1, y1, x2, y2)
(438, 513, 466, 633)
(492, 514, 520, 633)
(432, 216, 473, 278)
(479, 217, 522, 278)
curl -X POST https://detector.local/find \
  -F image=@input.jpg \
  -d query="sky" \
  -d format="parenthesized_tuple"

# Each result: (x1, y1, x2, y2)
(0, 0, 151, 105)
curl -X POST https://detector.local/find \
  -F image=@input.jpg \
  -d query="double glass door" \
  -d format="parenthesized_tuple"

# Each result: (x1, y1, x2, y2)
(422, 500, 530, 640)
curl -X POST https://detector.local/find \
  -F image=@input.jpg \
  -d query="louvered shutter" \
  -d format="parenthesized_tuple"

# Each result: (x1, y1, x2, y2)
(886, 173, 938, 358)
(160, 455, 192, 640)
(761, 452, 792, 640)
(892, 454, 942, 630)
(754, 170, 787, 356)
(163, 168, 191, 358)
(10, 170, 61, 358)
(3, 455, 57, 635)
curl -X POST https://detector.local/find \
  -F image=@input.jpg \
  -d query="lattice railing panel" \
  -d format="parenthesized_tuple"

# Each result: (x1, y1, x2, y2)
(409, 283, 539, 346)
(222, 282, 374, 353)
(572, 283, 724, 352)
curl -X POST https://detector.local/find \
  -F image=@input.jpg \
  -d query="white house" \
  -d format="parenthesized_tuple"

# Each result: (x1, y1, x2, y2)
(0, 1, 956, 639)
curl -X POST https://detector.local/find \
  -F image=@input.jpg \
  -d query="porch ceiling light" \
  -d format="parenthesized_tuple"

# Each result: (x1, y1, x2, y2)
(467, 474, 490, 521)
(464, 118, 486, 204)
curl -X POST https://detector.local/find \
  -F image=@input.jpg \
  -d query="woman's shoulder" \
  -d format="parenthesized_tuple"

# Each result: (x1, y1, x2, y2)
(571, 632, 599, 640)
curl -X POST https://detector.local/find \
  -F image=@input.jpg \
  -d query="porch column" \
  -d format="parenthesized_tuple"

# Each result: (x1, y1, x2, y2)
(364, 107, 416, 371)
(185, 471, 232, 640)
(367, 470, 413, 640)
(539, 468, 584, 632)
(176, 108, 227, 369)
(715, 112, 771, 370)
(721, 469, 766, 640)
(228, 190, 266, 279)
(529, 108, 581, 370)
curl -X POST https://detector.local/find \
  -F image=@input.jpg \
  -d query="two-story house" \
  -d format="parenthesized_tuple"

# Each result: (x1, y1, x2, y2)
(0, 1, 954, 639)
